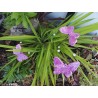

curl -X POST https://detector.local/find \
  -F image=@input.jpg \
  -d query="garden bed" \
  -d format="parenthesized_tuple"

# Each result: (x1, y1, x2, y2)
(0, 12, 98, 86)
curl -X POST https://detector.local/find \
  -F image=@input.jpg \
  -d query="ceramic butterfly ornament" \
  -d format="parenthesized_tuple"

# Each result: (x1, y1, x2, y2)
(53, 57, 80, 78)
(59, 26, 80, 46)
(13, 44, 28, 62)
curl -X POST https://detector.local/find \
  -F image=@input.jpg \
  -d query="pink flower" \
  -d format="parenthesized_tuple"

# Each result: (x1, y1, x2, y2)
(59, 26, 80, 46)
(53, 57, 80, 78)
(13, 44, 28, 62)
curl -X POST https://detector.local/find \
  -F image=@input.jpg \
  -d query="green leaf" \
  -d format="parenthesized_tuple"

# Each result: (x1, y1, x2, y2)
(0, 44, 14, 49)
(22, 17, 28, 28)
(61, 44, 75, 61)
(22, 47, 38, 52)
(0, 57, 16, 71)
(74, 44, 93, 50)
(11, 12, 19, 20)
(74, 18, 94, 27)
(41, 43, 51, 85)
(75, 55, 96, 76)
(48, 64, 56, 85)
(79, 67, 92, 85)
(26, 16, 41, 43)
(31, 47, 44, 86)
(0, 35, 36, 41)
(2, 62, 21, 82)
(59, 13, 78, 27)
(26, 12, 37, 18)
(75, 22, 98, 35)
(70, 12, 93, 26)
(16, 17, 22, 25)
(78, 39, 98, 44)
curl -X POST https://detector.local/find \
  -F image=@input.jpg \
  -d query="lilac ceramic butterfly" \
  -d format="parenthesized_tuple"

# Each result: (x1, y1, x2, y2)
(59, 26, 80, 46)
(13, 44, 28, 62)
(53, 57, 80, 78)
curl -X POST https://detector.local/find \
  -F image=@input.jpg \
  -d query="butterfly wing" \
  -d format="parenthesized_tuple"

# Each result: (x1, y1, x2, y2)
(17, 53, 28, 62)
(53, 57, 65, 74)
(68, 61, 80, 73)
(59, 26, 74, 34)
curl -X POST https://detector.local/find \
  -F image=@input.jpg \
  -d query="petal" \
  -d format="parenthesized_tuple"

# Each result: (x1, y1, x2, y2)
(13, 49, 20, 55)
(67, 26, 74, 33)
(64, 71, 72, 78)
(13, 44, 21, 55)
(17, 53, 28, 62)
(63, 66, 72, 78)
(68, 32, 80, 46)
(74, 33, 80, 38)
(54, 57, 65, 67)
(59, 26, 74, 34)
(16, 44, 21, 50)
(59, 27, 69, 34)
(68, 61, 80, 72)
(69, 36, 77, 46)
(54, 68, 62, 74)
(53, 57, 66, 75)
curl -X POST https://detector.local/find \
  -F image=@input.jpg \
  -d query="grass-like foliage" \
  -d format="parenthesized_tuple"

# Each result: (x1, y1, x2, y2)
(0, 12, 98, 85)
